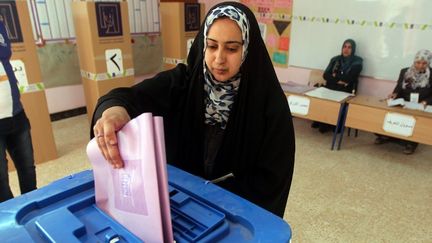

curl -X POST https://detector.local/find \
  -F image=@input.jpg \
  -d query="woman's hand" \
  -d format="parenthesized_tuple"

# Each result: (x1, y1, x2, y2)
(421, 100, 428, 108)
(337, 80, 348, 87)
(93, 106, 131, 168)
(387, 93, 397, 99)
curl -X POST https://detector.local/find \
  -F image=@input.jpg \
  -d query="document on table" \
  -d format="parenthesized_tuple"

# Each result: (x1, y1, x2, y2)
(403, 101, 426, 111)
(387, 98, 430, 112)
(387, 98, 405, 107)
(280, 81, 315, 94)
(304, 87, 353, 102)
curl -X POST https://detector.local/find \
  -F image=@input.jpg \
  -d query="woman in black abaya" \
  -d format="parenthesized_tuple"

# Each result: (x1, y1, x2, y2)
(91, 2, 295, 217)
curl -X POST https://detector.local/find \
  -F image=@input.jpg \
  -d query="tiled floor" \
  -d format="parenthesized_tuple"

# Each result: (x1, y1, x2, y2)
(8, 114, 432, 242)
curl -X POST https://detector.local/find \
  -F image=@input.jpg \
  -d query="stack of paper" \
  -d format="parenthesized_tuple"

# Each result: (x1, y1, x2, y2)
(280, 81, 315, 94)
(304, 87, 353, 102)
(404, 101, 426, 111)
(387, 98, 431, 112)
(87, 113, 173, 243)
(386, 98, 405, 107)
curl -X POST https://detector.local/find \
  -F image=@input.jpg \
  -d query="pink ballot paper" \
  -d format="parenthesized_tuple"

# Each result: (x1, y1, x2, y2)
(87, 113, 173, 243)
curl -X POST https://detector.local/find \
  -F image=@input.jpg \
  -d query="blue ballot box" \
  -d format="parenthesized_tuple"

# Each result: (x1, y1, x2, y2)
(0, 165, 292, 242)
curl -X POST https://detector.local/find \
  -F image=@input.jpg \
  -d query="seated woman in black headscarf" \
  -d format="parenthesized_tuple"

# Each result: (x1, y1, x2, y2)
(91, 2, 295, 217)
(312, 39, 363, 133)
(375, 49, 432, 154)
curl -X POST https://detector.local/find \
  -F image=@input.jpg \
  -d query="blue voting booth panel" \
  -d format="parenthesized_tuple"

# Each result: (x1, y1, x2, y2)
(0, 165, 291, 242)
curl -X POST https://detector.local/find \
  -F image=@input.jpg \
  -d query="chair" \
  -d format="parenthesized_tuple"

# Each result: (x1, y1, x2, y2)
(308, 69, 326, 87)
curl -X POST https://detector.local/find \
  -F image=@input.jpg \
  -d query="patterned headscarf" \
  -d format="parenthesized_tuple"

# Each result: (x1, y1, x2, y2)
(402, 49, 432, 90)
(203, 5, 250, 129)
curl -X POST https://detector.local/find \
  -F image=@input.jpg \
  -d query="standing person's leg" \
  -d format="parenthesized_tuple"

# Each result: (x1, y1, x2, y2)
(0, 136, 14, 202)
(6, 128, 36, 194)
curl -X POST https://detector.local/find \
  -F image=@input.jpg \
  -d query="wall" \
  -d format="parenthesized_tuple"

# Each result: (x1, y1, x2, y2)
(177, 0, 399, 100)
(46, 0, 410, 114)
(41, 34, 162, 114)
(286, 0, 432, 97)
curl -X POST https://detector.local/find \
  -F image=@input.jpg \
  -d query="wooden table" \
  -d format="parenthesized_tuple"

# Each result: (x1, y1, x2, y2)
(338, 95, 432, 149)
(284, 88, 351, 150)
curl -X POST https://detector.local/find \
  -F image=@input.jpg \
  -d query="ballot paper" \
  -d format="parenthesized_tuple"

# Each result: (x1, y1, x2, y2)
(387, 98, 428, 111)
(87, 113, 173, 243)
(403, 101, 426, 111)
(386, 98, 405, 107)
(304, 87, 353, 102)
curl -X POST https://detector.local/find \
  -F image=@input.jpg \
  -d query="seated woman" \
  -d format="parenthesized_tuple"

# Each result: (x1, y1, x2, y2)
(375, 49, 432, 154)
(312, 39, 363, 133)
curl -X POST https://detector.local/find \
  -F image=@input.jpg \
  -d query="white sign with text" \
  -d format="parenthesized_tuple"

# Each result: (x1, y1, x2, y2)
(288, 95, 310, 116)
(10, 60, 28, 86)
(383, 112, 416, 137)
(105, 49, 124, 78)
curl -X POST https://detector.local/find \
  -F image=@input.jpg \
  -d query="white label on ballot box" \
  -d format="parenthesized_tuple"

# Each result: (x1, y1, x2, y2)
(383, 112, 416, 137)
(288, 95, 310, 115)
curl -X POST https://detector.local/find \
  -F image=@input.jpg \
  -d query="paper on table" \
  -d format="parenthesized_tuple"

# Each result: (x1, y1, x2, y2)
(387, 98, 405, 107)
(280, 81, 315, 94)
(87, 113, 172, 243)
(425, 105, 432, 113)
(403, 101, 425, 111)
(304, 87, 353, 102)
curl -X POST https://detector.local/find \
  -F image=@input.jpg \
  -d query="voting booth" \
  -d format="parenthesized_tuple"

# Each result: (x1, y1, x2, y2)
(160, 0, 205, 70)
(72, 1, 135, 121)
(3, 0, 57, 166)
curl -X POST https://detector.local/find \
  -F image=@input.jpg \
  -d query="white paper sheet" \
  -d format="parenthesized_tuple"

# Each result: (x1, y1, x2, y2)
(382, 112, 416, 137)
(387, 98, 405, 107)
(287, 95, 310, 115)
(403, 101, 425, 111)
(280, 81, 315, 94)
(304, 87, 353, 102)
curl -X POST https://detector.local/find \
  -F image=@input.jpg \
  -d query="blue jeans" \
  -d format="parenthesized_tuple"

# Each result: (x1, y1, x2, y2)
(0, 127, 36, 202)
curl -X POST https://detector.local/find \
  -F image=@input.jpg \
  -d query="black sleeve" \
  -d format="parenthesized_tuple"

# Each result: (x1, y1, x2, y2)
(417, 68, 432, 104)
(0, 22, 12, 60)
(231, 88, 295, 217)
(341, 63, 362, 91)
(423, 95, 432, 105)
(323, 58, 338, 86)
(90, 64, 188, 138)
(393, 68, 406, 95)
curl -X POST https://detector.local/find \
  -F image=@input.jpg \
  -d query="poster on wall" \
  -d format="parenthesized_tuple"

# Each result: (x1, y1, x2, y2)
(96, 2, 123, 37)
(0, 0, 23, 43)
(184, 3, 200, 32)
(240, 0, 292, 68)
